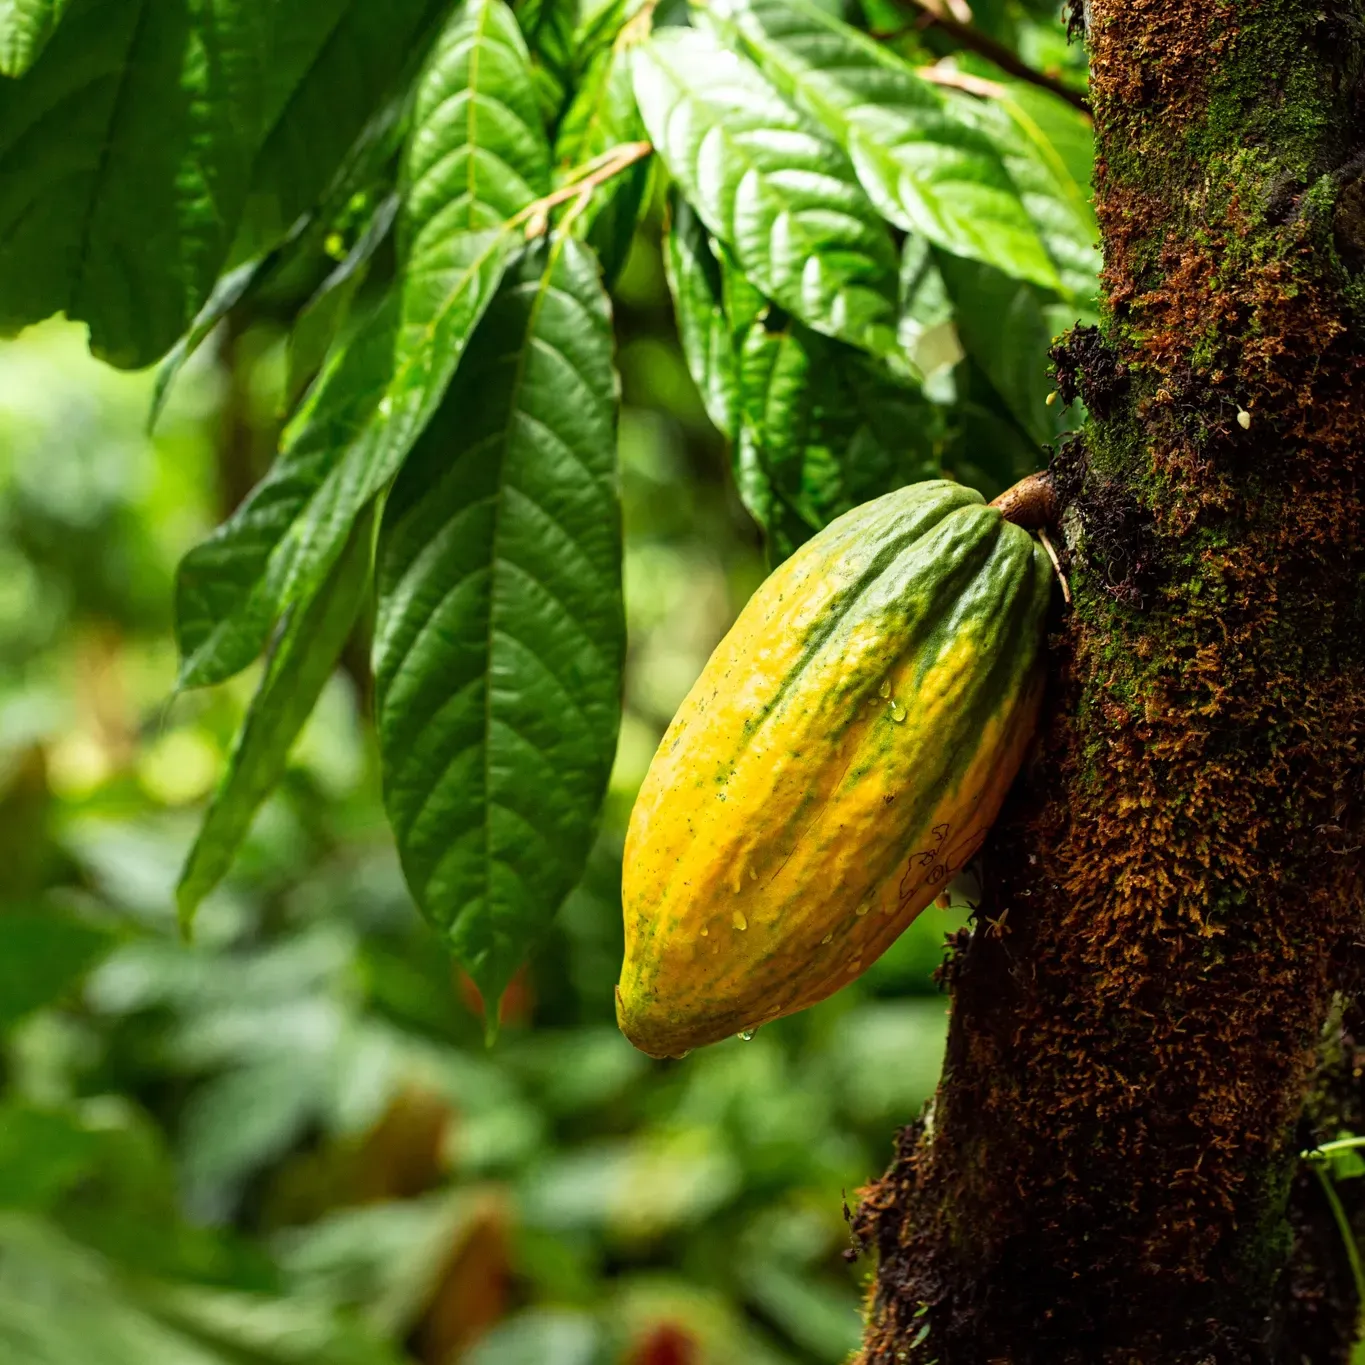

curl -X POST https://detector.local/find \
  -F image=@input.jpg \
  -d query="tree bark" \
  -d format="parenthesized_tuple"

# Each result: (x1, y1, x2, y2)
(855, 1, 1365, 1360)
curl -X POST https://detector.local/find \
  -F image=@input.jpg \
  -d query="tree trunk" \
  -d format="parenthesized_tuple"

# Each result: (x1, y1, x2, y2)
(854, 1, 1365, 1360)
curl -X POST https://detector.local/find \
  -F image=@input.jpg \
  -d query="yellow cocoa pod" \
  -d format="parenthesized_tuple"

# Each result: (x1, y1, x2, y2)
(616, 480, 1053, 1058)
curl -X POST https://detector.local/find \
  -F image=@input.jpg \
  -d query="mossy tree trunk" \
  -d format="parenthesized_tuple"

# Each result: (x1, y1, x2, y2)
(854, 0, 1365, 1360)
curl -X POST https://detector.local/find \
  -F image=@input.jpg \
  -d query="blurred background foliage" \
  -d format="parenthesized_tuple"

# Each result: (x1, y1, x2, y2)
(0, 1, 1087, 1357)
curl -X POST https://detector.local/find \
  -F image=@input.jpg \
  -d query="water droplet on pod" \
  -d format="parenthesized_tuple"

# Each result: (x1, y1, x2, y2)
(749, 866, 757, 880)
(732, 910, 747, 931)
(890, 701, 907, 723)
(821, 933, 833, 945)
(855, 903, 870, 917)
(739, 1028, 758, 1041)
(700, 927, 709, 937)
(878, 679, 892, 699)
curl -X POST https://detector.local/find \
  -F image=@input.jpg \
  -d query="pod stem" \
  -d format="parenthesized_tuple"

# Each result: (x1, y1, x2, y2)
(1038, 528, 1072, 605)
(989, 471, 1057, 531)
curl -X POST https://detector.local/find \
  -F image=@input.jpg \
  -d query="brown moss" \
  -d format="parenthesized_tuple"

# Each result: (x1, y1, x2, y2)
(855, 0, 1365, 1358)
(1049, 325, 1128, 417)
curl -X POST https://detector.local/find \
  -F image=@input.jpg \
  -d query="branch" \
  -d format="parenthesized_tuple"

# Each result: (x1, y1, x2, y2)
(515, 141, 654, 239)
(884, 0, 1091, 115)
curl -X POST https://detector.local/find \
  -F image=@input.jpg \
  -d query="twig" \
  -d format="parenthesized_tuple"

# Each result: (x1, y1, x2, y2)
(918, 65, 1005, 100)
(884, 0, 1091, 115)
(514, 141, 653, 239)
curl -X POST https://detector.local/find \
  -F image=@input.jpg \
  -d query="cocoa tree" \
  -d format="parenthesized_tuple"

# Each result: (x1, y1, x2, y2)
(4, 0, 1359, 1359)
(852, 1, 1365, 1360)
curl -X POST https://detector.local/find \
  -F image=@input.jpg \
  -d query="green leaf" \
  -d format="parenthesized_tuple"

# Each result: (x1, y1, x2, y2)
(0, 1106, 105, 1210)
(999, 84, 1100, 311)
(951, 363, 1046, 498)
(514, 0, 578, 124)
(666, 199, 934, 559)
(247, 0, 443, 239)
(283, 191, 401, 412)
(176, 504, 377, 929)
(404, 0, 552, 240)
(574, 0, 634, 60)
(173, 291, 399, 690)
(1328, 1143, 1365, 1183)
(375, 234, 624, 1012)
(711, 0, 1061, 293)
(943, 77, 1100, 309)
(935, 249, 1071, 447)
(897, 235, 963, 378)
(0, 0, 271, 366)
(554, 20, 651, 285)
(0, 912, 114, 1029)
(153, 97, 411, 428)
(0, 0, 71, 77)
(735, 317, 938, 563)
(663, 192, 740, 441)
(175, 0, 550, 689)
(633, 25, 902, 359)
(150, 256, 277, 433)
(0, 1217, 403, 1365)
(174, 244, 519, 698)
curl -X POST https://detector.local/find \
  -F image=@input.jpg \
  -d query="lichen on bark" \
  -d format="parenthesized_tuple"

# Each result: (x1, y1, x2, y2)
(854, 0, 1365, 1361)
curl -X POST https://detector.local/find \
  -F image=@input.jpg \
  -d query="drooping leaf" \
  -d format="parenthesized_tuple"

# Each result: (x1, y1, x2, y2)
(247, 0, 444, 239)
(993, 82, 1100, 311)
(173, 248, 519, 701)
(175, 0, 550, 689)
(152, 95, 411, 427)
(149, 256, 280, 433)
(554, 16, 652, 285)
(735, 317, 938, 563)
(897, 234, 962, 379)
(633, 25, 902, 360)
(951, 359, 1047, 497)
(663, 192, 740, 441)
(514, 0, 579, 124)
(0, 0, 72, 77)
(405, 0, 551, 242)
(0, 912, 115, 1029)
(710, 0, 1062, 293)
(667, 197, 936, 560)
(174, 290, 398, 689)
(284, 191, 401, 412)
(176, 505, 377, 929)
(0, 0, 271, 366)
(936, 249, 1073, 447)
(375, 234, 624, 1013)
(939, 76, 1100, 309)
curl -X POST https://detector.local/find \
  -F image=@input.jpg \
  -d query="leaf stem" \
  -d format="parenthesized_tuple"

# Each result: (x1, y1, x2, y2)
(1315, 1161, 1365, 1316)
(881, 0, 1091, 115)
(1309, 1137, 1365, 1159)
(516, 141, 653, 240)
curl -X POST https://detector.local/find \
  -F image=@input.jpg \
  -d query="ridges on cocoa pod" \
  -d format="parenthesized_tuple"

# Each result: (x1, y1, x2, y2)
(616, 478, 1055, 1059)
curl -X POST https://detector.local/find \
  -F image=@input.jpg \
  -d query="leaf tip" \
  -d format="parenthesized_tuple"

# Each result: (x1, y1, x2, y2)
(175, 884, 199, 945)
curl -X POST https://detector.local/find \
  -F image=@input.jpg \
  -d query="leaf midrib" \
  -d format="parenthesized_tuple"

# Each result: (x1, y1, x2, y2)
(478, 236, 569, 925)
